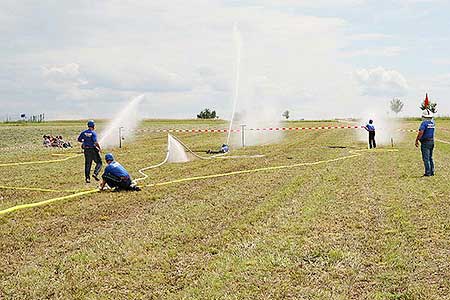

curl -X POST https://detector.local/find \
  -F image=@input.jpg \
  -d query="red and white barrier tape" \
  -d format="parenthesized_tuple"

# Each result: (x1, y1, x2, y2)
(135, 125, 364, 133)
(134, 127, 450, 134)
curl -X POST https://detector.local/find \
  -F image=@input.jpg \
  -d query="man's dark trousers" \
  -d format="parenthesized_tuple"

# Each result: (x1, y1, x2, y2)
(102, 173, 132, 190)
(84, 148, 102, 179)
(369, 131, 376, 149)
(421, 140, 435, 176)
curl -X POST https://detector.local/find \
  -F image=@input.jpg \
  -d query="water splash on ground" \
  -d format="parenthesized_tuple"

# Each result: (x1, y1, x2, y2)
(167, 134, 190, 163)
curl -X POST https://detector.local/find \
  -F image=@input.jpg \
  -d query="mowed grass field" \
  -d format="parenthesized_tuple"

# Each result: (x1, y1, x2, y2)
(1, 119, 450, 300)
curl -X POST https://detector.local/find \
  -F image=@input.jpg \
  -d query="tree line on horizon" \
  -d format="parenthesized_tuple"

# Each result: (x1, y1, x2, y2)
(197, 95, 439, 120)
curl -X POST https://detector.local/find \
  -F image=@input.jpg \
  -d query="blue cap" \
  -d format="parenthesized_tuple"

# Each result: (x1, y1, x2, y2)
(87, 120, 95, 127)
(105, 153, 114, 161)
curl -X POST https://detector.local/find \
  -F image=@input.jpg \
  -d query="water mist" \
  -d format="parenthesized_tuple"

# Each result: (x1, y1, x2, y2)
(100, 94, 144, 149)
(226, 23, 242, 145)
(226, 24, 283, 148)
(356, 109, 404, 147)
(167, 134, 190, 163)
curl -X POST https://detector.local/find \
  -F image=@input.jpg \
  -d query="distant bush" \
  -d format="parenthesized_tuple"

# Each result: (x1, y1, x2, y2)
(390, 98, 404, 116)
(197, 109, 218, 119)
(420, 101, 437, 113)
(420, 94, 437, 113)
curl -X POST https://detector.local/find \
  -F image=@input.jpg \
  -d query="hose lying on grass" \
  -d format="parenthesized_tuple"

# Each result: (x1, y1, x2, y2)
(0, 148, 398, 216)
(0, 153, 82, 167)
(0, 189, 99, 216)
(134, 134, 236, 183)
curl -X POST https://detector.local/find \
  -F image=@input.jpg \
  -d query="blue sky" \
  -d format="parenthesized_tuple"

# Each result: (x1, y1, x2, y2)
(0, 0, 449, 120)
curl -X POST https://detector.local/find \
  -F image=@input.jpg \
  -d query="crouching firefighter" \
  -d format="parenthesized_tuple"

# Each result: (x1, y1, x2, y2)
(99, 153, 141, 191)
(206, 144, 230, 154)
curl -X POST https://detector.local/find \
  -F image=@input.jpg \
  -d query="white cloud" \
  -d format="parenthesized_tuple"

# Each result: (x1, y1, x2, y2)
(228, 0, 366, 9)
(0, 0, 357, 119)
(41, 63, 88, 94)
(42, 63, 81, 80)
(344, 46, 404, 57)
(85, 66, 194, 93)
(353, 67, 409, 97)
(432, 58, 450, 65)
(0, 0, 449, 119)
(428, 73, 450, 88)
(396, 0, 444, 3)
(348, 33, 393, 41)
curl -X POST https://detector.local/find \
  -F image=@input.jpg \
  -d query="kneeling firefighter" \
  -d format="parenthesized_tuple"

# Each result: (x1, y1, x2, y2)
(99, 153, 141, 191)
(207, 144, 229, 154)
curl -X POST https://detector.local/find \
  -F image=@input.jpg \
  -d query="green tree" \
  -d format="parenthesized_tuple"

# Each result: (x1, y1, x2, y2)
(282, 110, 290, 120)
(390, 98, 404, 116)
(420, 100, 437, 113)
(197, 108, 218, 119)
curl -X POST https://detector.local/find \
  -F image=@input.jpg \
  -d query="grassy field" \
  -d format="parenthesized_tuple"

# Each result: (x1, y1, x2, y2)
(1, 119, 450, 299)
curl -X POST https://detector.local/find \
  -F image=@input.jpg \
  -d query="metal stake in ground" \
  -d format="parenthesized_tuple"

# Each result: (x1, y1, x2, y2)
(240, 124, 246, 147)
(119, 127, 124, 148)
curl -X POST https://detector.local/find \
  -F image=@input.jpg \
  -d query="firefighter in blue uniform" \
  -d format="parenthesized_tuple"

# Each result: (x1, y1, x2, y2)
(99, 153, 140, 191)
(415, 109, 435, 176)
(206, 144, 230, 154)
(78, 120, 102, 183)
(364, 119, 376, 149)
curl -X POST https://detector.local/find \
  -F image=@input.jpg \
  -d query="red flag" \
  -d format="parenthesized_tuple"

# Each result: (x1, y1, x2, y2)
(424, 93, 429, 108)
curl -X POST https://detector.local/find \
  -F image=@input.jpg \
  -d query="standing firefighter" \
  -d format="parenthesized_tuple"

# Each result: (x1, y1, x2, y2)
(78, 120, 102, 183)
(415, 110, 435, 176)
(364, 119, 376, 149)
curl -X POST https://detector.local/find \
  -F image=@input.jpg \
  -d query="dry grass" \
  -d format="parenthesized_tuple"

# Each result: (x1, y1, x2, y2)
(1, 119, 450, 299)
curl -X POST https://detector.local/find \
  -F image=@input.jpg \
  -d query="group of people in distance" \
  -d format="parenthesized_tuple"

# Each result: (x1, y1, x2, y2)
(77, 120, 140, 192)
(43, 135, 72, 148)
(364, 109, 435, 177)
(78, 111, 436, 192)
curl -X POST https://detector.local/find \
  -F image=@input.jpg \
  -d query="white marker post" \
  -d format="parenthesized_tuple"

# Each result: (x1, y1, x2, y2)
(240, 124, 246, 147)
(119, 127, 124, 148)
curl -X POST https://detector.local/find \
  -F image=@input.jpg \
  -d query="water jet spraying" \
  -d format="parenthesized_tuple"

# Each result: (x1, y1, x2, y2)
(226, 23, 242, 146)
(100, 94, 144, 149)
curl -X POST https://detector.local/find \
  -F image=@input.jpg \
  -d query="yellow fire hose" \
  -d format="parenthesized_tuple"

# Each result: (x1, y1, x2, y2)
(0, 153, 82, 167)
(146, 149, 398, 188)
(0, 190, 99, 215)
(0, 148, 398, 216)
(0, 185, 89, 193)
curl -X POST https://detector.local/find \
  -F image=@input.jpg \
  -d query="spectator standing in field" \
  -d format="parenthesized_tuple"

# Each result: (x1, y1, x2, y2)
(78, 120, 102, 183)
(364, 119, 376, 149)
(415, 109, 435, 176)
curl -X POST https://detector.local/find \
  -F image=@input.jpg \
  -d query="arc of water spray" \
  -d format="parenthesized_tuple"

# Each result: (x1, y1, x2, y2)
(226, 23, 242, 145)
(99, 94, 145, 148)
